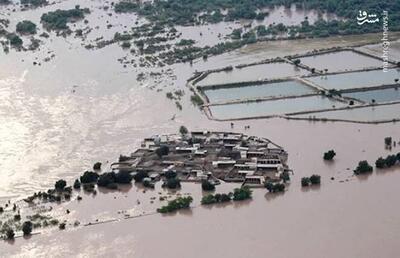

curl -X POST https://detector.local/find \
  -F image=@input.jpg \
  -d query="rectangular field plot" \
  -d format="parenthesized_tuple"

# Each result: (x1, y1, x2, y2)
(196, 62, 308, 87)
(299, 50, 382, 72)
(203, 80, 317, 103)
(343, 87, 400, 103)
(306, 69, 400, 90)
(209, 95, 344, 120)
(290, 104, 400, 122)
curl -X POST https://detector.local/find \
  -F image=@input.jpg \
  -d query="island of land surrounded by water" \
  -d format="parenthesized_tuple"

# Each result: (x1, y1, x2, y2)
(1, 0, 400, 257)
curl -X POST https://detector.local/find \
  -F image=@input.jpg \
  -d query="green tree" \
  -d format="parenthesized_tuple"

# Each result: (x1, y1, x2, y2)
(309, 175, 321, 185)
(232, 187, 252, 201)
(301, 177, 310, 187)
(16, 20, 37, 34)
(201, 180, 215, 191)
(179, 125, 188, 135)
(22, 221, 33, 235)
(354, 160, 373, 175)
(73, 179, 81, 189)
(323, 150, 336, 160)
(55, 179, 67, 190)
(5, 228, 15, 240)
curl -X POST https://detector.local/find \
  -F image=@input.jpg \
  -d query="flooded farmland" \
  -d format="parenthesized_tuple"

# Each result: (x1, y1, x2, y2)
(196, 62, 309, 86)
(209, 95, 345, 120)
(203, 80, 316, 103)
(342, 87, 400, 103)
(306, 68, 400, 90)
(299, 50, 382, 72)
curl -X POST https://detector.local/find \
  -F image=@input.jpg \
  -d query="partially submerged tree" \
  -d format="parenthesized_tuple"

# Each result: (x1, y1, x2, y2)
(93, 162, 101, 170)
(22, 221, 33, 235)
(201, 180, 215, 191)
(55, 179, 67, 191)
(179, 125, 188, 136)
(354, 160, 373, 175)
(323, 150, 336, 160)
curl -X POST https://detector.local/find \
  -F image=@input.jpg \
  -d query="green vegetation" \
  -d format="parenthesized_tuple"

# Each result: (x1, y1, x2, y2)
(375, 153, 400, 169)
(21, 0, 48, 7)
(384, 137, 392, 146)
(73, 179, 81, 189)
(309, 175, 321, 185)
(113, 0, 400, 33)
(301, 174, 321, 187)
(176, 39, 195, 46)
(201, 193, 231, 205)
(201, 180, 215, 191)
(41, 6, 90, 31)
(232, 187, 252, 201)
(279, 171, 290, 183)
(80, 171, 99, 184)
(323, 150, 336, 160)
(121, 41, 131, 49)
(164, 178, 181, 189)
(179, 125, 188, 136)
(93, 162, 101, 170)
(114, 1, 139, 13)
(16, 20, 37, 35)
(354, 160, 373, 175)
(133, 171, 148, 182)
(7, 33, 23, 47)
(54, 179, 67, 191)
(157, 196, 193, 213)
(190, 94, 204, 106)
(22, 221, 33, 235)
(301, 177, 311, 187)
(264, 182, 285, 193)
(96, 171, 133, 188)
(59, 222, 66, 230)
(5, 228, 14, 240)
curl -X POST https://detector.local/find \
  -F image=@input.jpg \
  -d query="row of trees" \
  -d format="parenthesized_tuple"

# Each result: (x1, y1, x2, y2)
(41, 6, 90, 30)
(301, 175, 321, 187)
(157, 196, 193, 213)
(375, 153, 400, 169)
(201, 193, 231, 205)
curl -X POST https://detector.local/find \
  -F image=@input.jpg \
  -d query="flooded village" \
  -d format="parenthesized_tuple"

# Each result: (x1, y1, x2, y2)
(1, 0, 400, 257)
(114, 131, 289, 187)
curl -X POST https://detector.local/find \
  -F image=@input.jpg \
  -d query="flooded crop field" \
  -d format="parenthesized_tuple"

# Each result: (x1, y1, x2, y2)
(299, 50, 383, 72)
(290, 103, 400, 123)
(203, 80, 316, 103)
(342, 87, 400, 103)
(196, 62, 309, 86)
(209, 95, 344, 120)
(193, 48, 400, 122)
(306, 68, 400, 90)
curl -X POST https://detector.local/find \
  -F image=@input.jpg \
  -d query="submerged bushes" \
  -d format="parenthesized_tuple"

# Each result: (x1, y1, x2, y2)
(301, 175, 321, 187)
(157, 196, 193, 213)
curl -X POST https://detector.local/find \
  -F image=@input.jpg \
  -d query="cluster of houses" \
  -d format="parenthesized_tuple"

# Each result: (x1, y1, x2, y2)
(113, 131, 289, 187)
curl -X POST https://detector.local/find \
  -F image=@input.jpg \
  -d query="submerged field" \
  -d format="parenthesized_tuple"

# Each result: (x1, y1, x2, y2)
(194, 49, 400, 122)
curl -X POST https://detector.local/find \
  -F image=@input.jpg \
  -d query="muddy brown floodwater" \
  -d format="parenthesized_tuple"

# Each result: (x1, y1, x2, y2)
(2, 119, 400, 258)
(0, 3, 400, 255)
